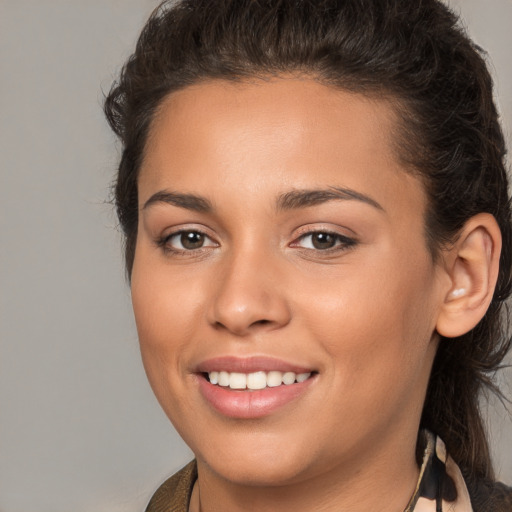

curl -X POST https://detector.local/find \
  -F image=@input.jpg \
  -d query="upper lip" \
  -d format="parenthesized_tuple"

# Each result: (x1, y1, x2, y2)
(194, 356, 315, 374)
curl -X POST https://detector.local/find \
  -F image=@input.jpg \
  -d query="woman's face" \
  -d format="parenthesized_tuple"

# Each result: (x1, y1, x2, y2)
(132, 78, 446, 486)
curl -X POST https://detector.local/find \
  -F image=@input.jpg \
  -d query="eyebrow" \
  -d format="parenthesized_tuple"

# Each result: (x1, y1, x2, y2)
(142, 186, 384, 213)
(277, 187, 384, 211)
(143, 190, 212, 212)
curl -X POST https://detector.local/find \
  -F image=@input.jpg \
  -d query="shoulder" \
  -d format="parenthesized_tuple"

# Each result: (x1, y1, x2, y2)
(466, 477, 512, 512)
(145, 461, 197, 512)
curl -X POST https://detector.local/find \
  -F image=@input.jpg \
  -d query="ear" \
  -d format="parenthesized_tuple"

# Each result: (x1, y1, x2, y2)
(436, 213, 502, 338)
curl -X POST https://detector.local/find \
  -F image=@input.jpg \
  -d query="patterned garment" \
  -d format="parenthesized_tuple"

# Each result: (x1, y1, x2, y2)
(145, 430, 512, 512)
(405, 430, 473, 511)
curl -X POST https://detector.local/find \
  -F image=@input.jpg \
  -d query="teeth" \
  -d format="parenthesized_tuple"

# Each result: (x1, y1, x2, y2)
(266, 371, 283, 387)
(282, 372, 295, 385)
(208, 370, 312, 390)
(247, 371, 267, 389)
(218, 371, 230, 387)
(229, 372, 247, 389)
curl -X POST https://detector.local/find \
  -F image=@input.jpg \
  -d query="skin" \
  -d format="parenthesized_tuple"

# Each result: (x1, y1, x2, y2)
(132, 78, 452, 512)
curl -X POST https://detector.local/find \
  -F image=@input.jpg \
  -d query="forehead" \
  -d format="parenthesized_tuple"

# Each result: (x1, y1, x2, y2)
(140, 77, 425, 219)
(145, 78, 400, 162)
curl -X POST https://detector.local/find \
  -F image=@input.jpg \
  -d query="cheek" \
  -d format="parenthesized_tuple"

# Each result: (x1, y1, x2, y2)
(298, 251, 439, 400)
(131, 242, 205, 345)
(130, 251, 197, 400)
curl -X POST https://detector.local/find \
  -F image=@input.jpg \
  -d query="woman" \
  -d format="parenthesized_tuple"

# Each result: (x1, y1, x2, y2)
(104, 0, 512, 510)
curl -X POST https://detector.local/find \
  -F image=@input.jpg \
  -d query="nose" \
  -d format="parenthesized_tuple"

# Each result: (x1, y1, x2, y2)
(207, 248, 291, 336)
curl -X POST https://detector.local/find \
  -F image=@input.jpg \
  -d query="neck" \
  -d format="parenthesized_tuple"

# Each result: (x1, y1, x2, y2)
(191, 429, 421, 512)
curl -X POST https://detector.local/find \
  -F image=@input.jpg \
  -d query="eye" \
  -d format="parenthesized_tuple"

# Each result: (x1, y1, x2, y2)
(292, 231, 356, 251)
(160, 230, 217, 252)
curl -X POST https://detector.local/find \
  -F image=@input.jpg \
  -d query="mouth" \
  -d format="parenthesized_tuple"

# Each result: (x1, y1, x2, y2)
(194, 357, 318, 418)
(204, 370, 314, 390)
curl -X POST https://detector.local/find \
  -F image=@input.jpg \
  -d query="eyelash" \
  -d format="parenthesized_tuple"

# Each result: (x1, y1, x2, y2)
(291, 230, 357, 253)
(156, 229, 357, 256)
(156, 229, 218, 255)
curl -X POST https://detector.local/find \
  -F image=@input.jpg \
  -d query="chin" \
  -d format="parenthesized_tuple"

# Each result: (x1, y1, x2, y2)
(192, 429, 322, 487)
(204, 455, 313, 487)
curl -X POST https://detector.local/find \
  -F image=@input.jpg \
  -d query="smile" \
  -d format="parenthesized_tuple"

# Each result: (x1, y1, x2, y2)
(195, 357, 317, 418)
(207, 370, 312, 390)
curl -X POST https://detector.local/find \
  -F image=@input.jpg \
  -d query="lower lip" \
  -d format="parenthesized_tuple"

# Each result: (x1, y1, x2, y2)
(196, 375, 316, 419)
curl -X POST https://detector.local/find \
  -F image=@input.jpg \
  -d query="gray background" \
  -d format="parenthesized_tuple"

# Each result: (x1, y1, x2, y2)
(1, 1, 511, 511)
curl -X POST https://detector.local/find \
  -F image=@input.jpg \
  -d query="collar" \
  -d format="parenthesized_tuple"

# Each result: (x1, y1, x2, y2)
(405, 430, 473, 511)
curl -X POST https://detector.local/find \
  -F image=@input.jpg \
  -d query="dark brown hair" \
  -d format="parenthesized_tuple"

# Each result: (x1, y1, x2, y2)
(104, 0, 512, 488)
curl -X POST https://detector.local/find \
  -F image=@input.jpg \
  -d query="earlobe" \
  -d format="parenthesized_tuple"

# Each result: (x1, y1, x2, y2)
(436, 213, 501, 338)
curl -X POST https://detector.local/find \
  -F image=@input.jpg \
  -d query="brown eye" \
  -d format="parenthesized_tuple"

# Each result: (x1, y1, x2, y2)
(180, 231, 205, 249)
(310, 232, 336, 250)
(293, 231, 357, 252)
(162, 230, 217, 252)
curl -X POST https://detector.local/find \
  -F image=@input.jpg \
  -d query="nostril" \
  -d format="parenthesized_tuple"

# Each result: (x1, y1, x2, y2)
(249, 319, 273, 329)
(213, 318, 273, 334)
